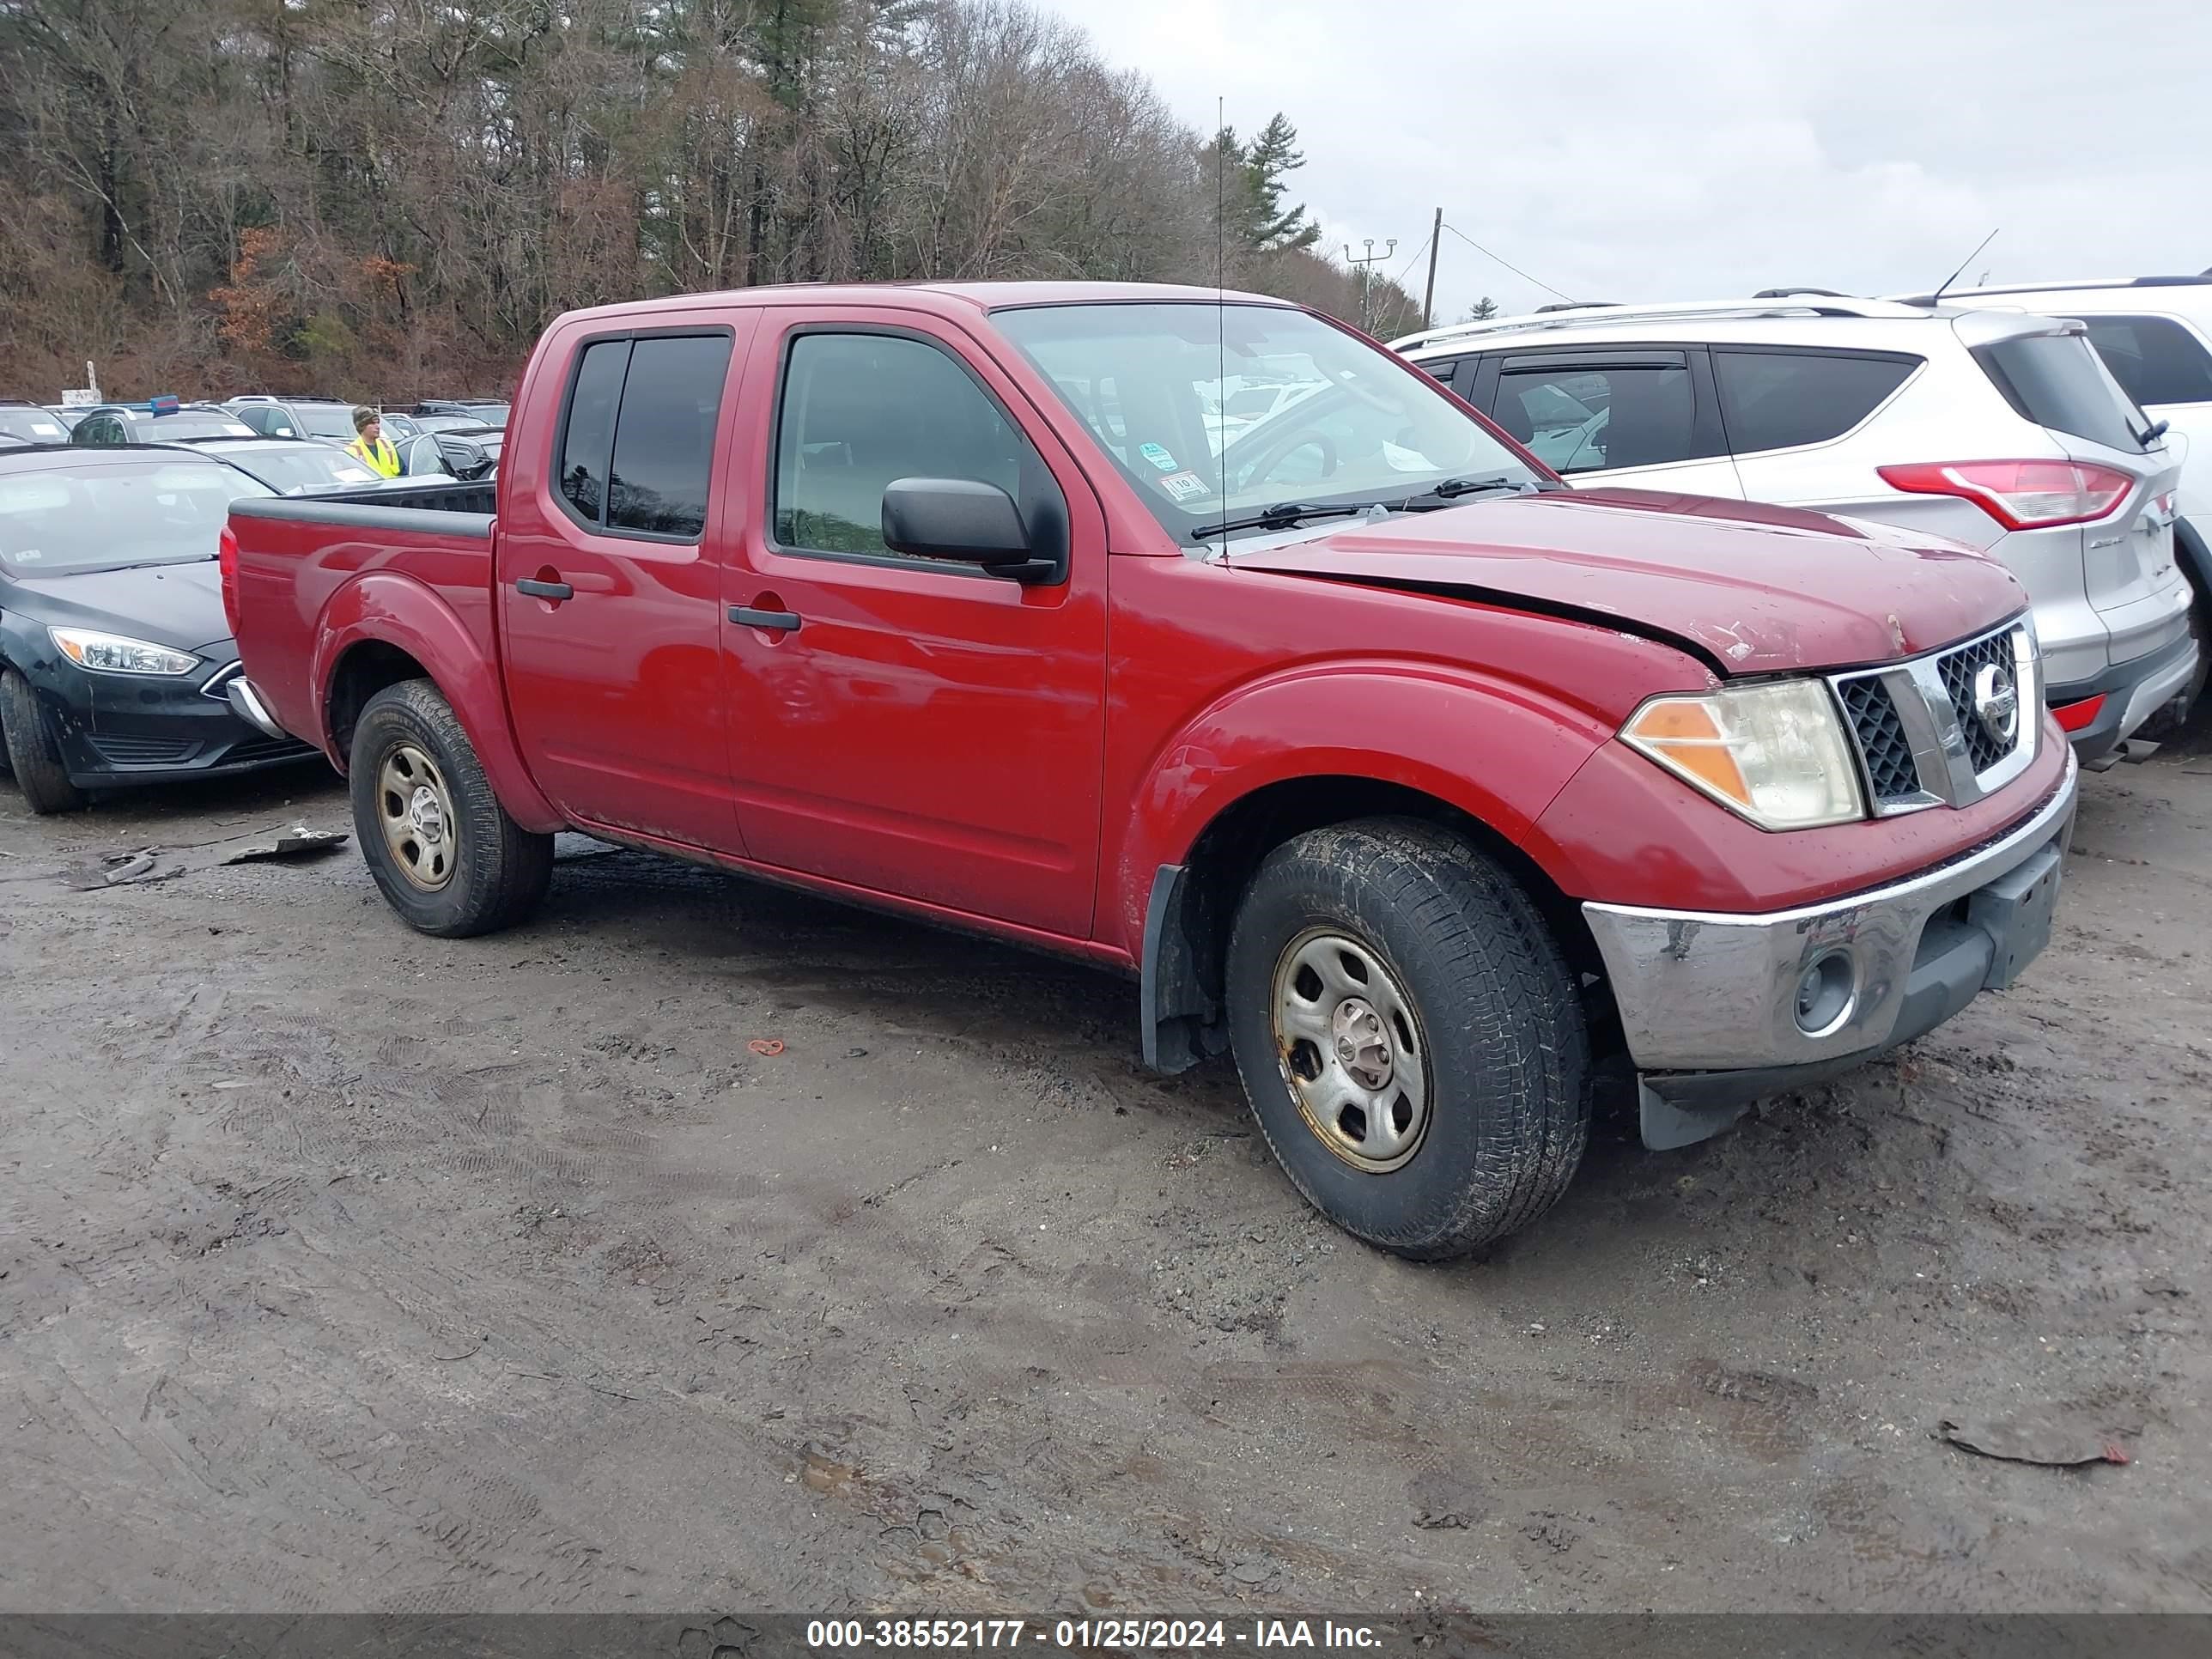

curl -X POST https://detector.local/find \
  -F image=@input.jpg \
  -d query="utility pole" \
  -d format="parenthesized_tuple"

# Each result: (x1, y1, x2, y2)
(1422, 209, 1443, 331)
(1345, 237, 1396, 334)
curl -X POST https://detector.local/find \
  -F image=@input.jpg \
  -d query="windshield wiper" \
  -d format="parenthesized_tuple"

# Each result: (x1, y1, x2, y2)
(1395, 476, 1555, 510)
(1188, 501, 1375, 542)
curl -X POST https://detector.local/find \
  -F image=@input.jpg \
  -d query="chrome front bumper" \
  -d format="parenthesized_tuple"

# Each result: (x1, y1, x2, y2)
(1582, 751, 2078, 1076)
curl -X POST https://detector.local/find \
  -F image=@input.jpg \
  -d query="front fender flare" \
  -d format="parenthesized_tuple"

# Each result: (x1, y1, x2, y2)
(1118, 666, 1611, 1072)
(312, 571, 562, 832)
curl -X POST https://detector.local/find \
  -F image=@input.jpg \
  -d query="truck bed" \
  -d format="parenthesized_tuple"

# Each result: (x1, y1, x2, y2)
(228, 481, 504, 770)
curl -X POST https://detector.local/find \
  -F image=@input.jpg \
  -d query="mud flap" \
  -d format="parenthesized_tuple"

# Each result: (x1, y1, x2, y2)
(1639, 1085, 1751, 1152)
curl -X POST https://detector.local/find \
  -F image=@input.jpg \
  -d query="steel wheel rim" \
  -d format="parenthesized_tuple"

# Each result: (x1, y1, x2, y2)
(1270, 928, 1431, 1173)
(376, 742, 458, 892)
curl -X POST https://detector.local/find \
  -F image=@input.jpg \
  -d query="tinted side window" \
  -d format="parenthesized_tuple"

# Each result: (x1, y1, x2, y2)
(1714, 349, 1915, 453)
(1494, 365, 1692, 473)
(1974, 333, 2148, 453)
(2080, 314, 2212, 407)
(606, 335, 732, 538)
(775, 332, 1034, 558)
(558, 338, 631, 526)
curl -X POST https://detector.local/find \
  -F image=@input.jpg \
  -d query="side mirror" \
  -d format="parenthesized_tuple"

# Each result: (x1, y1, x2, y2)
(881, 477, 1057, 582)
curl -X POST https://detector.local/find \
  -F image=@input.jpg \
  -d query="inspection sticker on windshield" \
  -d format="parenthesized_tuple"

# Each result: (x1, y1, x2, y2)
(1159, 471, 1212, 502)
(1139, 442, 1179, 472)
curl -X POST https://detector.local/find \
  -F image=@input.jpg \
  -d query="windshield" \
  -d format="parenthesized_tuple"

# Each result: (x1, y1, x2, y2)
(0, 408, 70, 443)
(993, 302, 1536, 538)
(416, 414, 494, 434)
(295, 404, 362, 440)
(0, 461, 273, 574)
(228, 447, 381, 494)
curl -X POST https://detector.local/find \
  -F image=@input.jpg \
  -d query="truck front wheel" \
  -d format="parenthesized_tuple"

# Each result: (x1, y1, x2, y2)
(349, 679, 552, 938)
(1224, 818, 1589, 1260)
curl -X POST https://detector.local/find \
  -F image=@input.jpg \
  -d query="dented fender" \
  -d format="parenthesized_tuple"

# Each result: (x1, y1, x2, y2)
(1109, 661, 1614, 957)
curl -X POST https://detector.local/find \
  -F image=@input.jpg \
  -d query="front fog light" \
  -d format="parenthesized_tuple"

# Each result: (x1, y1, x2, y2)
(1794, 951, 1857, 1036)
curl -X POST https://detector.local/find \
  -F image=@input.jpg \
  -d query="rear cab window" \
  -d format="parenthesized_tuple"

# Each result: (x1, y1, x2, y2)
(2076, 314, 2212, 407)
(553, 330, 735, 539)
(1712, 349, 1917, 453)
(1973, 331, 2152, 453)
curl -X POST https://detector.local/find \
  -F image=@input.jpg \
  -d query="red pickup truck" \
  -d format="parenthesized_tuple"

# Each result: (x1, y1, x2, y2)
(227, 281, 2078, 1258)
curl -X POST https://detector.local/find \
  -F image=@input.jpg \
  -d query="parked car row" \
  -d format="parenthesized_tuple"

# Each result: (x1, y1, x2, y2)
(1389, 274, 2209, 767)
(0, 388, 510, 806)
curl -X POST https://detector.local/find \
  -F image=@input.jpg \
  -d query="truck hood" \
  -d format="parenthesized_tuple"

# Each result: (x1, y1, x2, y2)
(1228, 487, 2028, 674)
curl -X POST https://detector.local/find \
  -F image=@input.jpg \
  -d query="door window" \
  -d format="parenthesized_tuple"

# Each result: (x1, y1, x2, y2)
(1713, 349, 1917, 453)
(1494, 364, 1692, 473)
(554, 331, 732, 538)
(772, 331, 1044, 561)
(2078, 314, 2212, 408)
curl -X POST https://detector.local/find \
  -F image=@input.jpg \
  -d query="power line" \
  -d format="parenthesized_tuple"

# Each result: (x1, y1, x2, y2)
(1438, 222, 1576, 304)
(1387, 228, 1433, 293)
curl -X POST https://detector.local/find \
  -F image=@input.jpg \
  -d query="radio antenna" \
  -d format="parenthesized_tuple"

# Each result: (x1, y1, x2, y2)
(1931, 228, 1998, 304)
(1215, 95, 1229, 550)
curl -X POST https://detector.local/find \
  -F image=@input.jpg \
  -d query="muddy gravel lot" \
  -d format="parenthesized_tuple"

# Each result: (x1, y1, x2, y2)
(3, 720, 2209, 1617)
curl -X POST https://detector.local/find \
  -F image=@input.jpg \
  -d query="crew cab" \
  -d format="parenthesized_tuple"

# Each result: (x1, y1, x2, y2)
(226, 282, 2080, 1258)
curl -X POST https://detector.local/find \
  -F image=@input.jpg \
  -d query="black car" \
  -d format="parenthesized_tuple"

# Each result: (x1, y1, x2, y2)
(406, 415, 503, 480)
(0, 447, 320, 813)
(69, 398, 256, 447)
(0, 401, 72, 444)
(413, 398, 509, 426)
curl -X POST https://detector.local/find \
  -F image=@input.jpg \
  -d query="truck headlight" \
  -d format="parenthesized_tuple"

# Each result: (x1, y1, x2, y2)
(49, 627, 201, 677)
(1621, 680, 1865, 830)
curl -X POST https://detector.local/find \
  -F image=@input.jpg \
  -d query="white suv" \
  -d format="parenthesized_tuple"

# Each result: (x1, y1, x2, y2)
(1889, 276, 2211, 695)
(1392, 296, 2197, 762)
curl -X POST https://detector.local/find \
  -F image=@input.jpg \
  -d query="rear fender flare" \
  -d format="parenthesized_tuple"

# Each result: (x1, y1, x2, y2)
(313, 571, 562, 832)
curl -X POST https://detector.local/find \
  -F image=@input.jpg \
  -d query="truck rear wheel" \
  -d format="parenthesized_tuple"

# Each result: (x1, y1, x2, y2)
(1224, 818, 1589, 1260)
(1, 668, 89, 815)
(349, 679, 552, 938)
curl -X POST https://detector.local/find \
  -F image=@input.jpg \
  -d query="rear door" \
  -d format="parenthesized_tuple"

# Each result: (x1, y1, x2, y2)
(495, 312, 759, 853)
(1716, 345, 1923, 507)
(715, 305, 1109, 939)
(1476, 347, 1743, 498)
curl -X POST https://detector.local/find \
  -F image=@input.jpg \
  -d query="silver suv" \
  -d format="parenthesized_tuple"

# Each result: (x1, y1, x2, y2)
(1393, 296, 2196, 763)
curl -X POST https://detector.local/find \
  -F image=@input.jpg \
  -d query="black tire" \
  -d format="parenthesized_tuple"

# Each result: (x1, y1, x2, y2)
(349, 678, 552, 937)
(0, 668, 89, 814)
(1224, 817, 1589, 1260)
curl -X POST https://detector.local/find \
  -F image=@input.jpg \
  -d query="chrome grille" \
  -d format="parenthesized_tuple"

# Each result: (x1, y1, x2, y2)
(1838, 677, 1920, 803)
(1829, 620, 2037, 814)
(1937, 631, 2018, 774)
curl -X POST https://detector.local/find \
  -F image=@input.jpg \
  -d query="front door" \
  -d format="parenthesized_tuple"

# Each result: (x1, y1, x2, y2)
(718, 309, 1109, 939)
(495, 312, 757, 853)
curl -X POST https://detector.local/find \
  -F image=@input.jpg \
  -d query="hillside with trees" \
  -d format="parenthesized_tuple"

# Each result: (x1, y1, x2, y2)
(0, 0, 1425, 402)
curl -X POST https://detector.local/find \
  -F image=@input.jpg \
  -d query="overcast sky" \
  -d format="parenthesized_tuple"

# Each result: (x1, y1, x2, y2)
(1036, 0, 2212, 326)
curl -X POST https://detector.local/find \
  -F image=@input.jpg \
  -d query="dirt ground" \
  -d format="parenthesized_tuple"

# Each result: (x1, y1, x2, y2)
(3, 715, 2209, 1617)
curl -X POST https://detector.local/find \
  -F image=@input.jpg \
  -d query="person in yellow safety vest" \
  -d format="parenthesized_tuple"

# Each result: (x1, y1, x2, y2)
(346, 406, 401, 477)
